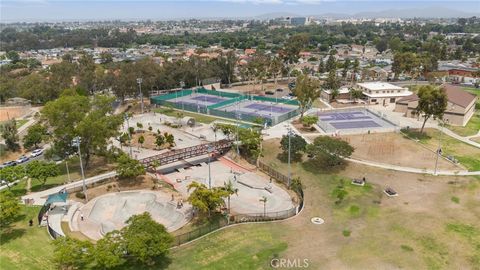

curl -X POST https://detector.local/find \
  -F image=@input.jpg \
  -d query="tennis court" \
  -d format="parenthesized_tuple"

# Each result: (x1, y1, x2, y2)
(150, 87, 301, 126)
(315, 108, 396, 134)
(219, 99, 299, 122)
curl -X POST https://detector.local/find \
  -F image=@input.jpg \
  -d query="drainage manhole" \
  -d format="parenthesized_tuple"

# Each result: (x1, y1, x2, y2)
(311, 217, 324, 225)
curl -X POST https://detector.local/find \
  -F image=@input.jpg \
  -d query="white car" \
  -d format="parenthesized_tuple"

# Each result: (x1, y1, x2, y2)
(30, 148, 44, 158)
(16, 156, 30, 164)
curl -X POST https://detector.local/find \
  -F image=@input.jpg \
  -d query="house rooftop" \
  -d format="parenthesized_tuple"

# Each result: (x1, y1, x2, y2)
(356, 82, 405, 91)
(442, 84, 477, 108)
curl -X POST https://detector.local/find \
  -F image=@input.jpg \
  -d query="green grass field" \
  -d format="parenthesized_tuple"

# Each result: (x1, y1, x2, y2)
(167, 139, 480, 269)
(0, 206, 55, 270)
(2, 137, 479, 269)
(402, 128, 480, 171)
(154, 107, 224, 124)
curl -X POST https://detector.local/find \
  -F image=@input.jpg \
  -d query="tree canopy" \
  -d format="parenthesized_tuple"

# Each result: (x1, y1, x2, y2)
(306, 136, 354, 168)
(414, 85, 448, 133)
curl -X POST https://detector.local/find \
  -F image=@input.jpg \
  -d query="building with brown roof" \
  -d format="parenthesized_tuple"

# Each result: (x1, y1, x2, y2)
(394, 84, 478, 126)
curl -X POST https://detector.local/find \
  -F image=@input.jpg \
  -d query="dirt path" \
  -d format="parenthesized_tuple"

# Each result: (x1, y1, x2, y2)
(26, 178, 31, 194)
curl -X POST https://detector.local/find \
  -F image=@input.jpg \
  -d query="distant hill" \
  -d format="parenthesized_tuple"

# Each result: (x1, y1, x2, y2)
(352, 6, 478, 19)
(256, 7, 479, 20)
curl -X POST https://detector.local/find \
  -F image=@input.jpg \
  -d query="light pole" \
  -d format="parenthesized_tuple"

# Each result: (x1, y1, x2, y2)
(180, 81, 185, 111)
(74, 137, 87, 202)
(286, 125, 293, 187)
(137, 78, 143, 114)
(207, 145, 213, 189)
(65, 159, 71, 184)
(434, 119, 448, 175)
(125, 114, 133, 157)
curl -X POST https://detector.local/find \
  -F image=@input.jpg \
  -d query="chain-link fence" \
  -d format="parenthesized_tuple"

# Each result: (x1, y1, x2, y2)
(172, 160, 304, 247)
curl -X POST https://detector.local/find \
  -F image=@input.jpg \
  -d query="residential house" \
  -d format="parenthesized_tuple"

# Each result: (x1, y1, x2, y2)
(395, 84, 477, 126)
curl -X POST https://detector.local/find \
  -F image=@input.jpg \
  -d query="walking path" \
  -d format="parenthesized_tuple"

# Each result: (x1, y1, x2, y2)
(21, 171, 117, 206)
(345, 157, 479, 176)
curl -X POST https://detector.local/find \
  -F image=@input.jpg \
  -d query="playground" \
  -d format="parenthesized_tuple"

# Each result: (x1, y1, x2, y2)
(151, 88, 300, 126)
(315, 108, 396, 134)
(75, 190, 192, 240)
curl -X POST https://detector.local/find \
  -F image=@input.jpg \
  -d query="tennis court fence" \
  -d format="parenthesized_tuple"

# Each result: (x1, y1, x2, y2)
(151, 87, 301, 126)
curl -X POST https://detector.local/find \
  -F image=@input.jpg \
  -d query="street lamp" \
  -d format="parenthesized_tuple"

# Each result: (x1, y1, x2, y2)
(73, 137, 87, 202)
(136, 78, 143, 114)
(124, 114, 133, 157)
(180, 81, 185, 111)
(285, 125, 294, 187)
(207, 145, 213, 189)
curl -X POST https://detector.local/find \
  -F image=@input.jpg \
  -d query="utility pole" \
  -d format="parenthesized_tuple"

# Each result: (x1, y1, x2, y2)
(207, 145, 213, 189)
(75, 138, 87, 202)
(136, 78, 143, 114)
(125, 114, 133, 157)
(434, 119, 447, 175)
(287, 126, 292, 187)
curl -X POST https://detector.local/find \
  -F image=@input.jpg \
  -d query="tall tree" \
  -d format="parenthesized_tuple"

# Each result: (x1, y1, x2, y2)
(116, 153, 145, 179)
(0, 191, 21, 229)
(293, 74, 321, 118)
(324, 70, 341, 93)
(280, 134, 307, 162)
(53, 237, 94, 270)
(413, 85, 448, 133)
(23, 124, 47, 149)
(306, 136, 354, 168)
(26, 160, 60, 186)
(187, 182, 228, 217)
(325, 53, 337, 73)
(222, 180, 238, 214)
(121, 213, 173, 266)
(216, 51, 237, 85)
(0, 119, 19, 151)
(342, 58, 351, 79)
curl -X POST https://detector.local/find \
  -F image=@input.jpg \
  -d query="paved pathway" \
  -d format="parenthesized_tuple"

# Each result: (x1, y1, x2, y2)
(21, 171, 117, 206)
(345, 157, 479, 176)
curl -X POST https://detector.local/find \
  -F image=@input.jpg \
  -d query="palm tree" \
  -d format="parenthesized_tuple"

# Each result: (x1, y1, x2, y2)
(222, 180, 238, 214)
(150, 160, 161, 182)
(260, 196, 268, 217)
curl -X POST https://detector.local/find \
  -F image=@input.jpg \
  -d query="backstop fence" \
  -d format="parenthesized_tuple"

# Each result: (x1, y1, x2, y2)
(172, 160, 304, 247)
(150, 87, 301, 126)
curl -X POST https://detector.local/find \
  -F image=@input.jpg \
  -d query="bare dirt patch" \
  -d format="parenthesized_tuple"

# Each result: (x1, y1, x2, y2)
(229, 81, 290, 95)
(339, 132, 462, 171)
(0, 106, 29, 122)
(129, 131, 172, 150)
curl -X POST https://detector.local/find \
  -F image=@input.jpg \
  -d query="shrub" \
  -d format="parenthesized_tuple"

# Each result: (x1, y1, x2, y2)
(451, 196, 460, 204)
(342, 229, 351, 237)
(401, 245, 414, 252)
(75, 192, 85, 199)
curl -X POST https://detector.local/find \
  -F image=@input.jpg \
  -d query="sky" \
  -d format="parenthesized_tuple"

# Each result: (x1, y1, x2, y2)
(1, 0, 479, 22)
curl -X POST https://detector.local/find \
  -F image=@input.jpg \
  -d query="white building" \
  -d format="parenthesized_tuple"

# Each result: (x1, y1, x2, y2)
(354, 82, 413, 106)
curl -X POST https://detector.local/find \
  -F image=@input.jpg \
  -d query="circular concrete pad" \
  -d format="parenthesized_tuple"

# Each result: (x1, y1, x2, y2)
(76, 190, 192, 240)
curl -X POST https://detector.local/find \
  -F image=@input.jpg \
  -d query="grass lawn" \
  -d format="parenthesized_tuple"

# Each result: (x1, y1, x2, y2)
(169, 224, 287, 270)
(402, 128, 480, 171)
(167, 139, 480, 269)
(447, 112, 480, 137)
(0, 205, 55, 270)
(154, 107, 225, 124)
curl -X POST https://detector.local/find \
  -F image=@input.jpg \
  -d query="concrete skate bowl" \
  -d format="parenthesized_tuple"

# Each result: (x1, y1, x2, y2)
(84, 191, 190, 238)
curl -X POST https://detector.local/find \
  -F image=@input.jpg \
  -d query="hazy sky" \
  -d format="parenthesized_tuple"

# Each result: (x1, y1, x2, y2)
(1, 0, 479, 22)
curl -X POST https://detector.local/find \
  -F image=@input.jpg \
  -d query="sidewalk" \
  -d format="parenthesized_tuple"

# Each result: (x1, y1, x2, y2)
(21, 171, 117, 206)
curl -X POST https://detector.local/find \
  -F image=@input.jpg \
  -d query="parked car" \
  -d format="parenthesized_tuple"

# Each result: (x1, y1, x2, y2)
(265, 90, 274, 95)
(16, 156, 30, 164)
(30, 148, 44, 158)
(276, 88, 284, 92)
(1, 161, 17, 167)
